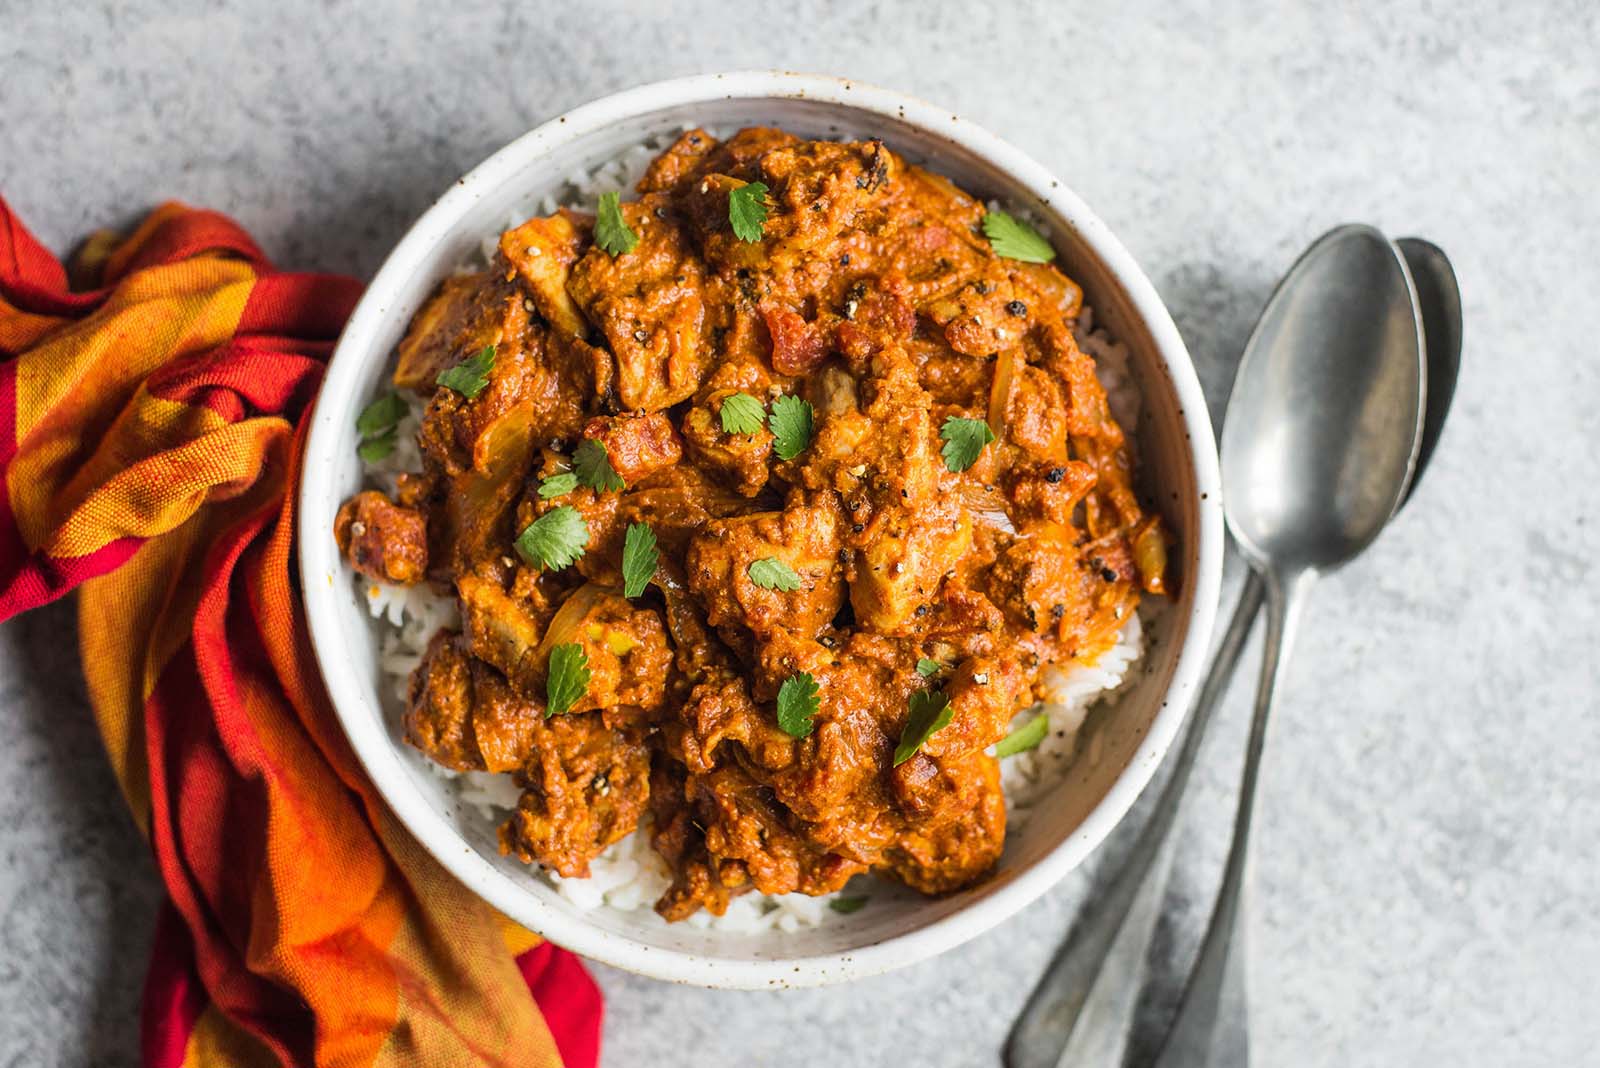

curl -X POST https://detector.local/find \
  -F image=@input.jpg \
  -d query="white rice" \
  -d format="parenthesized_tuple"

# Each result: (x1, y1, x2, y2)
(357, 135, 1154, 929)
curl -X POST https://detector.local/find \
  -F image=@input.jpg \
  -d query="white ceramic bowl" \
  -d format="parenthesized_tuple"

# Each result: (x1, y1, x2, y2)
(298, 71, 1223, 989)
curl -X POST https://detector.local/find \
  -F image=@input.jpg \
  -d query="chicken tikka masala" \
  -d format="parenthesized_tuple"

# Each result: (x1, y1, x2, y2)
(335, 127, 1171, 920)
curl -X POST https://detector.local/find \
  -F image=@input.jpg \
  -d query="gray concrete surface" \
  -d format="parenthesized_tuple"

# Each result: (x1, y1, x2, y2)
(3, 2, 1597, 1065)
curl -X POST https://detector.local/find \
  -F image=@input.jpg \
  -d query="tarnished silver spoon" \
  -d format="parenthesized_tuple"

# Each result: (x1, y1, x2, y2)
(1007, 227, 1458, 1068)
(1145, 223, 1426, 1065)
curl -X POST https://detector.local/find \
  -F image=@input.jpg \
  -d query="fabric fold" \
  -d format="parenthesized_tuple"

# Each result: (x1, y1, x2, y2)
(0, 196, 601, 1068)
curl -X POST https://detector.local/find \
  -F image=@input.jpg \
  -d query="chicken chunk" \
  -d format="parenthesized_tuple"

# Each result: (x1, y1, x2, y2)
(580, 412, 683, 486)
(636, 128, 721, 195)
(457, 574, 547, 693)
(334, 490, 428, 585)
(404, 631, 484, 771)
(566, 197, 712, 412)
(685, 492, 846, 640)
(499, 211, 591, 340)
(393, 273, 496, 391)
(417, 303, 579, 477)
(537, 587, 673, 715)
(679, 392, 775, 497)
(883, 752, 1006, 894)
(850, 497, 973, 635)
(499, 713, 652, 877)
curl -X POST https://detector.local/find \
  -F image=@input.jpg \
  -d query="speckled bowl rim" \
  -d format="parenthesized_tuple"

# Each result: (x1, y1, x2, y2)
(298, 70, 1223, 988)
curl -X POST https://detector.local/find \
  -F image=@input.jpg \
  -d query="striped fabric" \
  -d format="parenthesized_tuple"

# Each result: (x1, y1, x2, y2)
(0, 198, 601, 1068)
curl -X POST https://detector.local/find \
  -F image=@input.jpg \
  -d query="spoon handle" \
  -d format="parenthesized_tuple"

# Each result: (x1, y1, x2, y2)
(1004, 570, 1267, 1068)
(1147, 570, 1313, 1067)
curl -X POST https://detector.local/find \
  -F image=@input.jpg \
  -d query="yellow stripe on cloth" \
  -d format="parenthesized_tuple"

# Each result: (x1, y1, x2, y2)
(46, 413, 290, 558)
(184, 1004, 280, 1068)
(370, 809, 567, 1068)
(78, 421, 296, 832)
(9, 258, 253, 549)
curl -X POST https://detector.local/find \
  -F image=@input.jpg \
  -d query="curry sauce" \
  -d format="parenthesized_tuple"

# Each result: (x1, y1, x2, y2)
(336, 127, 1170, 920)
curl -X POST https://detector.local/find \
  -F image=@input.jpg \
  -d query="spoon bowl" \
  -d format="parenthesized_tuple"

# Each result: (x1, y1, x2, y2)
(1220, 225, 1425, 573)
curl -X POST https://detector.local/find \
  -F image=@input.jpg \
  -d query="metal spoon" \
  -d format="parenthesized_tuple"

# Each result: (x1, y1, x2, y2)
(1145, 223, 1426, 1065)
(1395, 237, 1462, 491)
(1007, 226, 1457, 1068)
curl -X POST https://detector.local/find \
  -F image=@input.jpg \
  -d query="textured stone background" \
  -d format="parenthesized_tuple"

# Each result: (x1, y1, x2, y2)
(2, 2, 1597, 1065)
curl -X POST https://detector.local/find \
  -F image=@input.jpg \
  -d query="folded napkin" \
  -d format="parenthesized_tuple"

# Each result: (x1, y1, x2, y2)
(0, 198, 601, 1067)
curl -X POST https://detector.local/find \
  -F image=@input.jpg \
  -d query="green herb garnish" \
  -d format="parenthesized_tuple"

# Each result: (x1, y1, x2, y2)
(356, 391, 408, 463)
(916, 658, 943, 679)
(436, 345, 496, 399)
(981, 210, 1056, 264)
(768, 394, 815, 461)
(776, 671, 820, 738)
(356, 391, 407, 439)
(514, 506, 589, 571)
(829, 895, 869, 914)
(893, 689, 953, 766)
(356, 433, 396, 463)
(728, 181, 770, 242)
(939, 415, 997, 473)
(595, 191, 639, 256)
(719, 392, 767, 435)
(995, 712, 1050, 758)
(621, 521, 659, 599)
(545, 642, 591, 717)
(748, 557, 801, 591)
(573, 438, 625, 492)
(538, 472, 578, 499)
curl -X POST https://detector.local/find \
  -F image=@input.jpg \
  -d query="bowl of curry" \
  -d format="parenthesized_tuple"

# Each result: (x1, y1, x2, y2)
(299, 71, 1223, 987)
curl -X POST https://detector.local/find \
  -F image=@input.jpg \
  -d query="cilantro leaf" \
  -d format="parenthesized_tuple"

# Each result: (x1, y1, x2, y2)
(573, 438, 625, 492)
(538, 472, 578, 499)
(545, 642, 590, 717)
(595, 191, 639, 256)
(776, 672, 820, 738)
(719, 392, 767, 435)
(621, 522, 659, 599)
(893, 689, 953, 766)
(514, 506, 588, 571)
(995, 711, 1050, 758)
(829, 895, 869, 914)
(728, 181, 770, 242)
(916, 657, 943, 679)
(939, 415, 997, 473)
(981, 210, 1056, 264)
(748, 557, 801, 591)
(356, 391, 408, 439)
(436, 345, 496, 399)
(356, 431, 397, 463)
(768, 394, 815, 461)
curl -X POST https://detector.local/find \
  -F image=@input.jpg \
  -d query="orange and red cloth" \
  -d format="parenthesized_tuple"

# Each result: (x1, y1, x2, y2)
(0, 197, 602, 1067)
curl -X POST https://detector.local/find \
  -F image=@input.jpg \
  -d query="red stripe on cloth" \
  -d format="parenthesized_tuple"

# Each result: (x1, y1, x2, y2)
(238, 272, 363, 339)
(144, 342, 324, 423)
(105, 205, 272, 283)
(0, 526, 142, 622)
(0, 197, 101, 316)
(0, 198, 274, 317)
(142, 900, 209, 1068)
(143, 622, 315, 1065)
(0, 359, 16, 465)
(517, 943, 604, 1068)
